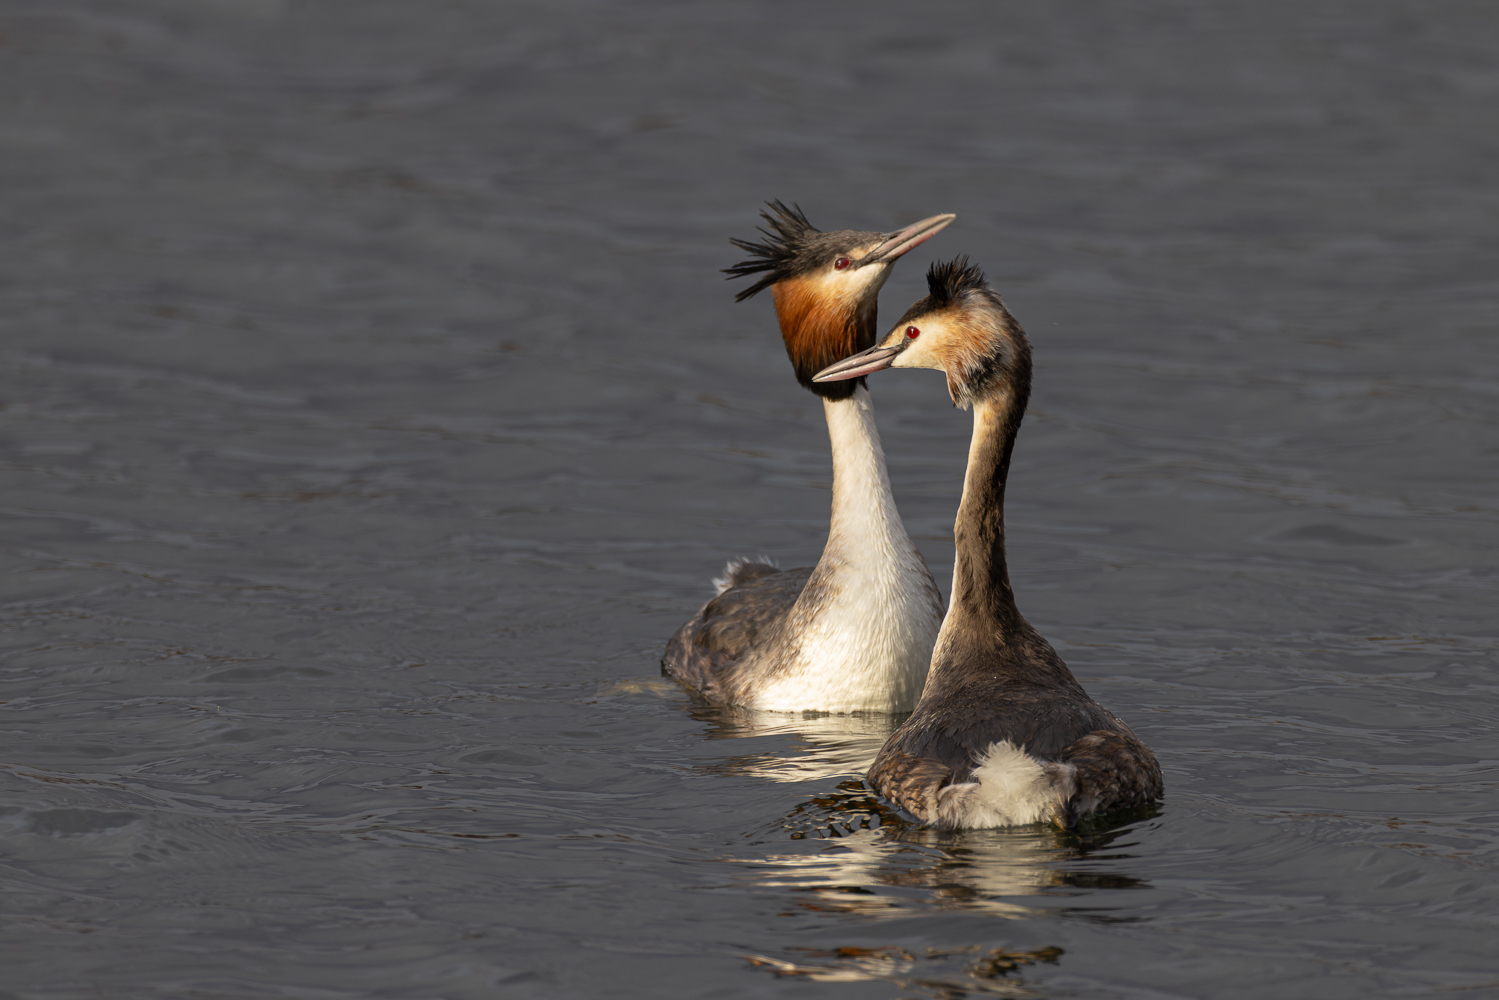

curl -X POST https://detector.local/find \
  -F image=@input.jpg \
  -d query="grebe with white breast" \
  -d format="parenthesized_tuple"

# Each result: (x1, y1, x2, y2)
(662, 203, 953, 713)
(814, 257, 1162, 828)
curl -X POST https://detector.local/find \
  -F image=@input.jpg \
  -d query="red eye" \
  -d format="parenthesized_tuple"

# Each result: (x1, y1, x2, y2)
(906, 326, 920, 339)
(834, 257, 851, 270)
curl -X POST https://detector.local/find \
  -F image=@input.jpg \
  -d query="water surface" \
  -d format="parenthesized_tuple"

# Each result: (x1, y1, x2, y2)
(2, 2, 1497, 997)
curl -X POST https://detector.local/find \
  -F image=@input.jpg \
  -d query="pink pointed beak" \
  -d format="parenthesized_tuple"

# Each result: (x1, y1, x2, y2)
(857, 213, 957, 267)
(812, 341, 907, 382)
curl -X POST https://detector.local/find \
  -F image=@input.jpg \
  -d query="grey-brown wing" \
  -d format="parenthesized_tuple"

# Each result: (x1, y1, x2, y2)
(868, 694, 1161, 828)
(1057, 728, 1162, 822)
(661, 564, 813, 703)
(876, 685, 1121, 785)
(865, 750, 953, 825)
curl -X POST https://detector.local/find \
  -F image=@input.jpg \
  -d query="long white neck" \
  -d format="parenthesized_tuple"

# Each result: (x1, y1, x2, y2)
(821, 385, 909, 571)
(746, 383, 942, 712)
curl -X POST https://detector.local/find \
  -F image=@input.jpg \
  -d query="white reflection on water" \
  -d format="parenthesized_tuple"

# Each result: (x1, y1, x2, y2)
(738, 822, 1143, 920)
(696, 708, 896, 783)
(732, 822, 1148, 996)
(595, 679, 899, 782)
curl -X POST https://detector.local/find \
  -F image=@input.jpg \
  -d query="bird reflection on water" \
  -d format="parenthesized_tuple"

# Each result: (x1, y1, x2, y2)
(747, 943, 1064, 998)
(742, 812, 1151, 919)
(598, 688, 1155, 994)
(690, 703, 898, 783)
(735, 808, 1151, 997)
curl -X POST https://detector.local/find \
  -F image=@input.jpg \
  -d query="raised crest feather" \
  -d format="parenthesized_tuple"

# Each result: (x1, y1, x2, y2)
(888, 256, 1023, 410)
(724, 201, 884, 401)
(723, 201, 822, 302)
(925, 255, 993, 309)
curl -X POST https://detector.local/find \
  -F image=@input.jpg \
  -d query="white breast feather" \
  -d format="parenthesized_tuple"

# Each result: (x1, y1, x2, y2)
(747, 551, 937, 712)
(738, 389, 942, 713)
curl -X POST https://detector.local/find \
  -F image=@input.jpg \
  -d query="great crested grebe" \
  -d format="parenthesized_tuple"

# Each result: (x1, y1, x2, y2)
(662, 203, 953, 713)
(814, 257, 1162, 828)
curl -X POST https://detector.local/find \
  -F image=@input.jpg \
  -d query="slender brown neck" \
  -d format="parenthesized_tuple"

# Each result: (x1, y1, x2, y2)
(917, 306, 1086, 697)
(946, 386, 1028, 638)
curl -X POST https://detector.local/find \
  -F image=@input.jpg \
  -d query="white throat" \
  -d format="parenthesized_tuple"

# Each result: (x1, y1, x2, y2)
(746, 384, 942, 713)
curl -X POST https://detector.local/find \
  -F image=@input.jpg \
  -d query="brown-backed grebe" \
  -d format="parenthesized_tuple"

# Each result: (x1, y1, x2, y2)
(814, 257, 1162, 827)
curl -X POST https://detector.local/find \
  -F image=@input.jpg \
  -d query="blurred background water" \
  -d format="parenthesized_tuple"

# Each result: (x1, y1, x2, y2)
(1, 1, 1497, 997)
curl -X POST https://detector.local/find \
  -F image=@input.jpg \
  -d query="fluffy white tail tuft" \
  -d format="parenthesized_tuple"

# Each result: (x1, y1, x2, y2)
(712, 556, 778, 595)
(933, 741, 1076, 830)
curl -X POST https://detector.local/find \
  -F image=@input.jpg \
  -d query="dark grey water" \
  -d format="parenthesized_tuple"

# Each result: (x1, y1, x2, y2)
(3, 2, 1497, 997)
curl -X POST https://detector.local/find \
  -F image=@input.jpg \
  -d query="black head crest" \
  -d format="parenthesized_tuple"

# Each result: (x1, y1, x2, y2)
(925, 255, 991, 309)
(723, 201, 822, 302)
